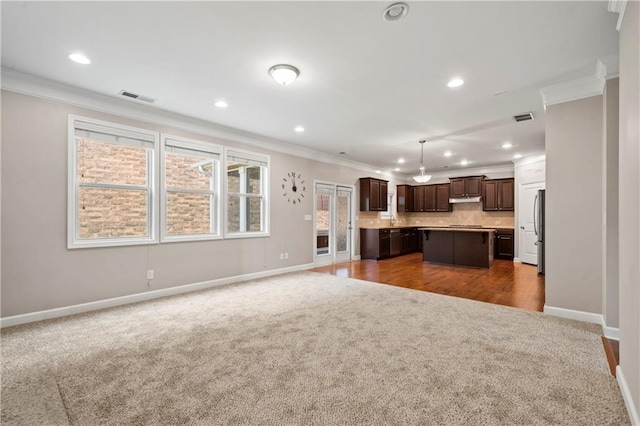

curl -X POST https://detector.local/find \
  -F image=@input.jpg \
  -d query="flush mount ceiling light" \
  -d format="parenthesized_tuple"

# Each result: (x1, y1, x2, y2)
(69, 53, 91, 65)
(269, 64, 299, 86)
(413, 140, 432, 183)
(383, 2, 409, 22)
(502, 142, 513, 149)
(214, 100, 228, 108)
(447, 78, 464, 88)
(294, 125, 305, 133)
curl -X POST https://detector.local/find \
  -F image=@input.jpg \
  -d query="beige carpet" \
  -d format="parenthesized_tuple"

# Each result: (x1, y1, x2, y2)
(1, 272, 629, 425)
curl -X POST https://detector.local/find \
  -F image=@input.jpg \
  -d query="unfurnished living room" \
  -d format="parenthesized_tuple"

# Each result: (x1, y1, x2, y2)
(1, 2, 639, 425)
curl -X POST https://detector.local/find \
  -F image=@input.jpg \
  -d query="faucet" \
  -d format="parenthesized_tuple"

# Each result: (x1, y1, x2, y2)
(389, 214, 395, 226)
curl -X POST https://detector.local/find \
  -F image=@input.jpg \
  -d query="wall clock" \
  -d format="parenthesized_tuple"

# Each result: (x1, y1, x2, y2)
(282, 171, 306, 204)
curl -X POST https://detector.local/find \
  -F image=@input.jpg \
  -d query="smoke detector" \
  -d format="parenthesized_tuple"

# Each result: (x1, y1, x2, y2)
(383, 3, 409, 22)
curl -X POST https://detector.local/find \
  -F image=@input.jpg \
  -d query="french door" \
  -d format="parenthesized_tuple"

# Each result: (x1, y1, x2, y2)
(314, 183, 353, 265)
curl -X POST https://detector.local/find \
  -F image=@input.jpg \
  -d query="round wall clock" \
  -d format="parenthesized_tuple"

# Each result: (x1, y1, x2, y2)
(282, 171, 306, 204)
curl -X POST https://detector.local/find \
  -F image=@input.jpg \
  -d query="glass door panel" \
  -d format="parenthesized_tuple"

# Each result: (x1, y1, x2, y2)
(316, 191, 332, 256)
(335, 187, 352, 262)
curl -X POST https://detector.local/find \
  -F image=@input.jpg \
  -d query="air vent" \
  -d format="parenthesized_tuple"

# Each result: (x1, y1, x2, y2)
(514, 112, 534, 122)
(119, 90, 155, 104)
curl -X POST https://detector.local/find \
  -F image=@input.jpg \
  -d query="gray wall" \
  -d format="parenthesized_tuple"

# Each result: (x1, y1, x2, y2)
(619, 0, 640, 416)
(545, 95, 603, 314)
(603, 78, 619, 328)
(0, 91, 402, 317)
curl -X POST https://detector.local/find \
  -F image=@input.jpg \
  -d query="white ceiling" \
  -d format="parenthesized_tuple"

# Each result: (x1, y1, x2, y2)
(1, 1, 619, 177)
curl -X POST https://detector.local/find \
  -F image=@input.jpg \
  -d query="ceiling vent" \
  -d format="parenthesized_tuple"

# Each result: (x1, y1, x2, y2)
(514, 112, 534, 122)
(119, 90, 155, 104)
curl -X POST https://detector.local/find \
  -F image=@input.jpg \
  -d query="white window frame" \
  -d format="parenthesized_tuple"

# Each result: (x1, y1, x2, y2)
(67, 115, 159, 249)
(160, 134, 222, 242)
(223, 147, 270, 238)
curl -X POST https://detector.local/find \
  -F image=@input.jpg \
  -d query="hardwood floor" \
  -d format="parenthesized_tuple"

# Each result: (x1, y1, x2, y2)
(311, 253, 545, 312)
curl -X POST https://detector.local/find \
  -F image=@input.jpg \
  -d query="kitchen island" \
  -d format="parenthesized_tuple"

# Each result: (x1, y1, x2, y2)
(419, 227, 494, 268)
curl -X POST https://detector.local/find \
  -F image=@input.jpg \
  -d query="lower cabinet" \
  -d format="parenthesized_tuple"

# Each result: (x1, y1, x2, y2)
(422, 230, 493, 268)
(360, 228, 421, 260)
(494, 229, 515, 260)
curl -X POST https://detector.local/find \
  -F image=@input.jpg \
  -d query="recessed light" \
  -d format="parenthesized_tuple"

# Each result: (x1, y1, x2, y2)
(382, 3, 409, 22)
(447, 78, 464, 88)
(502, 142, 513, 149)
(375, 170, 382, 174)
(269, 64, 299, 86)
(69, 53, 91, 65)
(294, 126, 305, 133)
(513, 154, 522, 159)
(214, 100, 228, 108)
(394, 167, 400, 172)
(444, 151, 453, 157)
(460, 159, 469, 166)
(397, 158, 405, 164)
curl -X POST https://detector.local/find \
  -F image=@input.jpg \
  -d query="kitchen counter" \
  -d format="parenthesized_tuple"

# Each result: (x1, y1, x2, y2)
(418, 227, 496, 233)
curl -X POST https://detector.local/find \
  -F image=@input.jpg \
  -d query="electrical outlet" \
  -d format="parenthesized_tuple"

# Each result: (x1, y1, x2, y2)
(147, 270, 154, 280)
(285, 252, 289, 259)
(280, 253, 284, 260)
(304, 214, 312, 221)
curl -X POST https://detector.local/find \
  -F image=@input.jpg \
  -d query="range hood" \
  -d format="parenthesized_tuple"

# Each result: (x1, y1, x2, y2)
(448, 196, 482, 204)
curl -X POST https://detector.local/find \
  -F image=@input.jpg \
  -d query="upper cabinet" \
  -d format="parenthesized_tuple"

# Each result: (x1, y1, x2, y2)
(360, 177, 388, 211)
(396, 183, 451, 212)
(482, 178, 514, 211)
(450, 176, 483, 198)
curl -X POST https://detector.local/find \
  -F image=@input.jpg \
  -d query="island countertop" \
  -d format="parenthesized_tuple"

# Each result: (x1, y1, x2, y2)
(417, 227, 496, 233)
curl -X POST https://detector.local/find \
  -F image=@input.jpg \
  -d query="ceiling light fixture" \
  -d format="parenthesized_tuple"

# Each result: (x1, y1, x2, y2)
(214, 100, 228, 108)
(269, 64, 299, 86)
(397, 158, 405, 164)
(413, 140, 432, 183)
(394, 167, 400, 172)
(375, 170, 382, 174)
(513, 154, 523, 159)
(444, 151, 453, 157)
(502, 142, 513, 149)
(382, 2, 409, 22)
(69, 53, 91, 65)
(460, 159, 469, 166)
(447, 78, 464, 88)
(294, 126, 305, 133)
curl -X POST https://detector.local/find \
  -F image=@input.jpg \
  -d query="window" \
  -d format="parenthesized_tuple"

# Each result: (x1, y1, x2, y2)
(161, 135, 222, 241)
(68, 116, 158, 248)
(225, 148, 269, 237)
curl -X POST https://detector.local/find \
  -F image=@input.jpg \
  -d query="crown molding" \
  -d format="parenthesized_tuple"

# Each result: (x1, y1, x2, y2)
(600, 54, 620, 79)
(608, 0, 628, 31)
(403, 163, 514, 184)
(0, 68, 386, 177)
(540, 60, 608, 107)
(513, 154, 546, 168)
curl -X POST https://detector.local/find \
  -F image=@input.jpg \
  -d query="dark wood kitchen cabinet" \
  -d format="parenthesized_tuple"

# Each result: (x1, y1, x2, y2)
(396, 185, 414, 213)
(435, 184, 451, 211)
(450, 176, 483, 198)
(360, 178, 388, 211)
(483, 179, 514, 211)
(361, 227, 421, 260)
(422, 229, 494, 268)
(494, 229, 515, 260)
(413, 185, 425, 212)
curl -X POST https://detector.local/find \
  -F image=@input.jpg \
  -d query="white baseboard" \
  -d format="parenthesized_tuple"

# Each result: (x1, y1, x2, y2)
(603, 325, 620, 340)
(513, 257, 522, 263)
(543, 305, 604, 325)
(352, 255, 361, 261)
(617, 366, 640, 426)
(0, 263, 314, 328)
(544, 305, 621, 341)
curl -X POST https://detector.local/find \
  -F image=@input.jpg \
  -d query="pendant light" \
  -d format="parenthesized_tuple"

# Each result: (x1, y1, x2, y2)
(413, 140, 432, 183)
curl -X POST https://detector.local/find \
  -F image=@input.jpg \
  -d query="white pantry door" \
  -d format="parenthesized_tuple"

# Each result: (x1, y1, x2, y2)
(519, 181, 545, 265)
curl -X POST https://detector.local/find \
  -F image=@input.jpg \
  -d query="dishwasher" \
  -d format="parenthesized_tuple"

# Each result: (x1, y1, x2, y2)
(390, 229, 402, 256)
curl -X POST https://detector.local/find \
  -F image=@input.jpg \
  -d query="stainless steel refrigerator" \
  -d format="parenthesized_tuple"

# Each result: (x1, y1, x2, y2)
(535, 189, 545, 274)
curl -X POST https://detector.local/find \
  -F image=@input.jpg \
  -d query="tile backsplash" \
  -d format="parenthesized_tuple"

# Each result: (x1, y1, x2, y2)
(358, 203, 514, 228)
